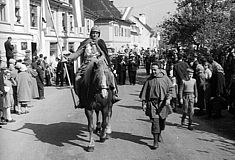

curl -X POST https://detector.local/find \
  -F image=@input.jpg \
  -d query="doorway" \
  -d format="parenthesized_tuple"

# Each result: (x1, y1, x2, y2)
(31, 42, 37, 59)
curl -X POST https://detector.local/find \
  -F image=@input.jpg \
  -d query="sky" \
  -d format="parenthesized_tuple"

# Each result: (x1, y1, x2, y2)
(113, 0, 177, 28)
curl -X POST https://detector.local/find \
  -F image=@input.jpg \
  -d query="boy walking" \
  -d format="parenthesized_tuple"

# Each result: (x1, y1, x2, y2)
(179, 68, 198, 130)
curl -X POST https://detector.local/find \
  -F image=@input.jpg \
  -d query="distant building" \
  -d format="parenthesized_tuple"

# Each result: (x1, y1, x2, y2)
(84, 0, 133, 52)
(129, 14, 158, 50)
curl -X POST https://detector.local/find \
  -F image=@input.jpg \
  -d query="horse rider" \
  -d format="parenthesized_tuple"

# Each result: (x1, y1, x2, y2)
(67, 25, 120, 108)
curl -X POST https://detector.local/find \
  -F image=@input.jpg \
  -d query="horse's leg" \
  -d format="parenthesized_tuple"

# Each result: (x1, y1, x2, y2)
(94, 110, 102, 134)
(100, 106, 109, 142)
(85, 109, 95, 152)
(106, 106, 112, 139)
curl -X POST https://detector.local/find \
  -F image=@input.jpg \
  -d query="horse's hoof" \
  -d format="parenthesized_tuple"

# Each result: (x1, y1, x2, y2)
(100, 137, 106, 143)
(85, 146, 95, 152)
(94, 128, 101, 135)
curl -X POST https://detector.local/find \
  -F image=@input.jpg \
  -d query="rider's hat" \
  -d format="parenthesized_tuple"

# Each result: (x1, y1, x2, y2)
(91, 25, 100, 33)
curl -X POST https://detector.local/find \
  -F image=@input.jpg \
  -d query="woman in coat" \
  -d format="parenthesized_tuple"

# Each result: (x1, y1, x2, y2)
(16, 64, 32, 114)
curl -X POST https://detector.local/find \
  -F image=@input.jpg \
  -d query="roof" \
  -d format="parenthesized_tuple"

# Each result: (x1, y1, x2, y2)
(84, 6, 99, 20)
(83, 0, 131, 24)
(133, 16, 153, 33)
(84, 0, 121, 18)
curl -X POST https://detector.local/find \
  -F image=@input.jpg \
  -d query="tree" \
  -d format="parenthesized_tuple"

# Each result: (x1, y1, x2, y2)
(159, 0, 233, 50)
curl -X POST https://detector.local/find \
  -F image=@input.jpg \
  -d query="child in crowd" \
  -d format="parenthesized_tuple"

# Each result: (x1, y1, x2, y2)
(179, 68, 198, 130)
(2, 70, 16, 122)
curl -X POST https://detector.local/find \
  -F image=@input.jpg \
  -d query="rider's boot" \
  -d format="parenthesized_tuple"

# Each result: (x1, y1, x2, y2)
(75, 101, 84, 109)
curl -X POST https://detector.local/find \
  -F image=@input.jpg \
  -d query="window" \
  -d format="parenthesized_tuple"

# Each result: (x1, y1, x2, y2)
(15, 0, 21, 23)
(68, 42, 74, 52)
(0, 0, 6, 21)
(62, 12, 66, 31)
(50, 42, 58, 57)
(114, 26, 119, 36)
(120, 27, 124, 37)
(125, 28, 130, 37)
(51, 10, 55, 29)
(86, 19, 90, 34)
(30, 4, 37, 27)
(78, 27, 83, 33)
(70, 15, 74, 32)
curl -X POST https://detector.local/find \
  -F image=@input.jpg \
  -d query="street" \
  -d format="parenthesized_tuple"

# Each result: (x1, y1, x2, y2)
(0, 67, 235, 160)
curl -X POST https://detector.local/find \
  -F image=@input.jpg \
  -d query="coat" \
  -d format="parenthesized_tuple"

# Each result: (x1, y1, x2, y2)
(27, 68, 39, 99)
(173, 60, 190, 83)
(3, 79, 14, 108)
(16, 71, 32, 102)
(4, 40, 14, 58)
(139, 71, 173, 119)
(0, 70, 5, 108)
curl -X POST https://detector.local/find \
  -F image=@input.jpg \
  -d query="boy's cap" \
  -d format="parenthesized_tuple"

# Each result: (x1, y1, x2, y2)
(187, 68, 194, 73)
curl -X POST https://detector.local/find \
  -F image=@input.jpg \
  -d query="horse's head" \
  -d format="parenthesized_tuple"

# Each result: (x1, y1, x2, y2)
(90, 59, 109, 91)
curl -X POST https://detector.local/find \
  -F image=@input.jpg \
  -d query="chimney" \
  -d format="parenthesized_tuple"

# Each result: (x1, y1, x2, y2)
(109, 0, 114, 4)
(139, 13, 146, 25)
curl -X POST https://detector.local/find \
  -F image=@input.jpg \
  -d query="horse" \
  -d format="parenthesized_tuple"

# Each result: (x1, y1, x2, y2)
(77, 58, 113, 152)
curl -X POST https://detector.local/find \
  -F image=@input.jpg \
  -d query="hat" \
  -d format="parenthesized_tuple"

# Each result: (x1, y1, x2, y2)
(25, 50, 31, 53)
(193, 52, 198, 57)
(187, 68, 194, 73)
(130, 53, 135, 57)
(15, 62, 22, 69)
(9, 59, 16, 64)
(23, 59, 32, 66)
(91, 25, 100, 33)
(196, 64, 204, 73)
(4, 69, 10, 74)
(19, 64, 28, 72)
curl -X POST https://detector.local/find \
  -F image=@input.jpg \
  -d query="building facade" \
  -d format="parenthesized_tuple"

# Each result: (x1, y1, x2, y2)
(129, 14, 158, 50)
(0, 0, 94, 65)
(84, 0, 133, 53)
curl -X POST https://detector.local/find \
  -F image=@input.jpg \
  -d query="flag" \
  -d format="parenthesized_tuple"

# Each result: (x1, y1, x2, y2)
(42, 0, 53, 28)
(121, 7, 133, 20)
(72, 0, 85, 27)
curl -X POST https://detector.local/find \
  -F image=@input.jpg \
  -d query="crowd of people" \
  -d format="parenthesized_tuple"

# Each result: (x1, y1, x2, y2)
(138, 46, 235, 149)
(0, 37, 76, 128)
(2, 34, 235, 152)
